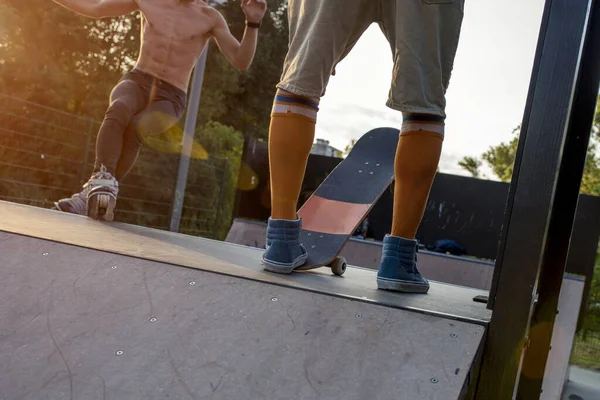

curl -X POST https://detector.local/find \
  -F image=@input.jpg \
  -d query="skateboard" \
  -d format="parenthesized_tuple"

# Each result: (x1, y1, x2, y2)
(296, 127, 399, 276)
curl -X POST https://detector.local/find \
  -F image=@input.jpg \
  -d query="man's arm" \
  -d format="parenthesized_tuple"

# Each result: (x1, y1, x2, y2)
(210, 0, 267, 71)
(52, 0, 138, 19)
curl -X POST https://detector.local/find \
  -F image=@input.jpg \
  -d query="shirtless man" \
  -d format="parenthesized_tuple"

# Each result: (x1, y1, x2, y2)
(52, 0, 267, 220)
(262, 0, 464, 294)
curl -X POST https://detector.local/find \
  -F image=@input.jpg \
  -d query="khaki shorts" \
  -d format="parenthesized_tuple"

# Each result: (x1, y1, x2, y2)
(277, 0, 465, 118)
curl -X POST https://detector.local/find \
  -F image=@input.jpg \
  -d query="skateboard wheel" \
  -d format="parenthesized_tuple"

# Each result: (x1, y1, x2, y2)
(331, 257, 347, 276)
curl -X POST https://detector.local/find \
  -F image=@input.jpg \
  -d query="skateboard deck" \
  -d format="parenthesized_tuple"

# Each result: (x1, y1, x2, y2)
(297, 127, 399, 274)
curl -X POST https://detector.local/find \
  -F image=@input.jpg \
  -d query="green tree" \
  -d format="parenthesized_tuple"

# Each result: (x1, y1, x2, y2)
(343, 139, 357, 157)
(0, 0, 290, 236)
(0, 1, 140, 118)
(459, 100, 600, 195)
(196, 0, 289, 139)
(0, 0, 289, 134)
(481, 132, 519, 183)
(460, 98, 600, 349)
(458, 156, 483, 179)
(198, 121, 244, 239)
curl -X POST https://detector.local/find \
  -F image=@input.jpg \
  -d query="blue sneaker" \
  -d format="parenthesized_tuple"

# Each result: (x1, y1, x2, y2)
(377, 235, 430, 294)
(262, 217, 308, 274)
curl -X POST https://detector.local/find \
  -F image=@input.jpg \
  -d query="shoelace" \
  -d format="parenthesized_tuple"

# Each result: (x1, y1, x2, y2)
(92, 165, 114, 181)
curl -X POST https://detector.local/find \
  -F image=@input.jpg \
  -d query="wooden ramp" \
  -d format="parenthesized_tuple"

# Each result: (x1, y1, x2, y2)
(0, 201, 490, 400)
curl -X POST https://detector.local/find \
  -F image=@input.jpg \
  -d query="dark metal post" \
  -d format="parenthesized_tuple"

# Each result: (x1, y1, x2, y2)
(169, 47, 208, 232)
(476, 0, 595, 398)
(79, 118, 94, 184)
(517, 1, 600, 397)
(212, 157, 229, 237)
(231, 135, 250, 222)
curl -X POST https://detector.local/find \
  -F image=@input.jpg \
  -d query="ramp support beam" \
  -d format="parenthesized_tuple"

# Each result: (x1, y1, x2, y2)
(478, 0, 600, 398)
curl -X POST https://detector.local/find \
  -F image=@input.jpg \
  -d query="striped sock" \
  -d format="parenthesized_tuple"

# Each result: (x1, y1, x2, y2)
(400, 114, 445, 137)
(269, 94, 319, 219)
(390, 114, 445, 239)
(271, 94, 319, 122)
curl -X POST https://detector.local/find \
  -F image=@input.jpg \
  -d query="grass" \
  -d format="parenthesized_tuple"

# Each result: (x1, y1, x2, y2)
(570, 247, 600, 370)
(570, 331, 600, 370)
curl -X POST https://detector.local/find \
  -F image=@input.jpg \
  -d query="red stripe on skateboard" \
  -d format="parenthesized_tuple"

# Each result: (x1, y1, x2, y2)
(297, 195, 371, 235)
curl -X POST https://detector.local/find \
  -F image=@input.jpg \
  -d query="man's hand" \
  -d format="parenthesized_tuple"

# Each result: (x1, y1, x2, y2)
(241, 0, 267, 24)
(211, 1, 266, 71)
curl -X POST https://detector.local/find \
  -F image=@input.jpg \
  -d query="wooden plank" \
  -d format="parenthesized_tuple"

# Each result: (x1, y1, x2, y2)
(0, 201, 491, 325)
(0, 233, 485, 400)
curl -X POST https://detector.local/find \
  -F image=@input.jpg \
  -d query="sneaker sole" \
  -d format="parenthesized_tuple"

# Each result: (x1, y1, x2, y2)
(377, 277, 430, 294)
(53, 201, 86, 216)
(87, 192, 117, 221)
(262, 253, 308, 274)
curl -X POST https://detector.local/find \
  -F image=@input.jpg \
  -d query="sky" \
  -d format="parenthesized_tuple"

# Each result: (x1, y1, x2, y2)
(313, 0, 546, 177)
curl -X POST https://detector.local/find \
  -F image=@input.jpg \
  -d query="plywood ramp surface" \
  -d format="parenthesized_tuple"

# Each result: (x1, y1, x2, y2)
(0, 201, 491, 326)
(1, 232, 484, 400)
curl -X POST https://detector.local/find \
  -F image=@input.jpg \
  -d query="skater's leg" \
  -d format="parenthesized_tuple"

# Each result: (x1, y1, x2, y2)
(94, 79, 147, 175)
(261, 90, 318, 272)
(263, 0, 376, 273)
(376, 118, 443, 293)
(82, 76, 146, 221)
(87, 98, 182, 221)
(115, 99, 183, 181)
(391, 121, 443, 239)
(376, 0, 465, 293)
(54, 77, 146, 215)
(268, 89, 319, 220)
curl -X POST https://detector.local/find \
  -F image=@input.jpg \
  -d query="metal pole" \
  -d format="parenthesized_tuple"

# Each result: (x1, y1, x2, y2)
(475, 0, 594, 398)
(169, 46, 208, 232)
(79, 118, 94, 184)
(517, 0, 600, 396)
(212, 157, 229, 237)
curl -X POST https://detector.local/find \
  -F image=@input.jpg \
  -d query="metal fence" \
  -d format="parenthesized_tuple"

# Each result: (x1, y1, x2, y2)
(571, 329, 600, 369)
(0, 93, 230, 239)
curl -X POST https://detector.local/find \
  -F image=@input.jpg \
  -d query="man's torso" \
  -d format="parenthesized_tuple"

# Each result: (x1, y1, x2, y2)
(133, 0, 214, 92)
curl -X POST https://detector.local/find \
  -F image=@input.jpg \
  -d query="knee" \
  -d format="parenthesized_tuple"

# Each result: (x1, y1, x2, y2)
(123, 124, 143, 151)
(124, 118, 145, 147)
(273, 89, 321, 123)
(105, 100, 132, 124)
(127, 111, 172, 142)
(275, 89, 320, 106)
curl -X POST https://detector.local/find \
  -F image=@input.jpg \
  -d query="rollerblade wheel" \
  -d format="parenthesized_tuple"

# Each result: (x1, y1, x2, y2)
(88, 193, 115, 221)
(98, 194, 109, 216)
(330, 257, 347, 276)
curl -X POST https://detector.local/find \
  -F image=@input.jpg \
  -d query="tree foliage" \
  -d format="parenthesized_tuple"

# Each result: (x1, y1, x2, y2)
(0, 0, 290, 238)
(457, 156, 482, 179)
(459, 98, 600, 338)
(0, 1, 139, 117)
(0, 0, 289, 137)
(459, 98, 600, 197)
(343, 139, 356, 157)
(196, 121, 245, 239)
(198, 0, 289, 139)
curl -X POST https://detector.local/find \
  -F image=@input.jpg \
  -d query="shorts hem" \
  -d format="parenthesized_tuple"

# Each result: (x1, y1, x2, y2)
(386, 100, 446, 119)
(276, 82, 324, 99)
